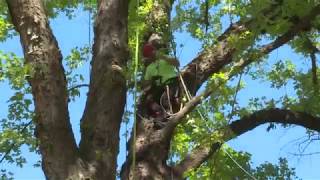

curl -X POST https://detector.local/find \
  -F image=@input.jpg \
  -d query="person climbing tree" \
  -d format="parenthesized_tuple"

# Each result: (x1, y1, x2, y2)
(141, 33, 180, 121)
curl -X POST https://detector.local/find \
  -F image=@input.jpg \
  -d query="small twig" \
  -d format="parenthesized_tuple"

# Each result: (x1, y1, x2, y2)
(310, 51, 318, 89)
(67, 84, 89, 92)
(289, 151, 320, 156)
(228, 71, 243, 123)
(204, 0, 209, 33)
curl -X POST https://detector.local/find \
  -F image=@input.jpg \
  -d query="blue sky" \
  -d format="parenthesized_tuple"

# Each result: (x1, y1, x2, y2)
(0, 7, 320, 180)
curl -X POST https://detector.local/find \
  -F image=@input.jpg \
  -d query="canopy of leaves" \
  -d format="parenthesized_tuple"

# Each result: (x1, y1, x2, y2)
(0, 0, 320, 179)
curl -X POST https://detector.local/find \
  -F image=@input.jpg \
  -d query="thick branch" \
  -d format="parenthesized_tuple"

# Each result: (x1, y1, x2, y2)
(230, 108, 320, 135)
(180, 4, 320, 93)
(164, 13, 320, 135)
(6, 0, 78, 178)
(304, 37, 319, 86)
(311, 52, 318, 86)
(173, 108, 320, 175)
(172, 142, 221, 177)
(79, 0, 128, 178)
(164, 13, 320, 169)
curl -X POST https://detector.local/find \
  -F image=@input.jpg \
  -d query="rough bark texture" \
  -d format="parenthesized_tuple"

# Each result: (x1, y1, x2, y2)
(180, 4, 320, 93)
(6, 0, 80, 179)
(7, 0, 129, 179)
(173, 108, 320, 175)
(121, 3, 320, 180)
(120, 1, 180, 179)
(6, 0, 320, 179)
(78, 0, 128, 179)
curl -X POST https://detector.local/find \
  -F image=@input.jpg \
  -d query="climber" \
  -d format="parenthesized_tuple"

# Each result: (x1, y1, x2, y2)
(141, 33, 180, 120)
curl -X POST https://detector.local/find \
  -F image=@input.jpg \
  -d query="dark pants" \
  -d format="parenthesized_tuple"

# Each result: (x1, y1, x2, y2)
(145, 77, 180, 118)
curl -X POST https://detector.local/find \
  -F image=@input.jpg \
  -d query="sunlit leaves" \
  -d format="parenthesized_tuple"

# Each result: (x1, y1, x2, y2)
(65, 46, 90, 70)
(290, 70, 320, 116)
(42, 0, 96, 19)
(0, 52, 30, 90)
(290, 33, 320, 55)
(0, 17, 13, 42)
(64, 46, 90, 101)
(267, 60, 296, 89)
(0, 0, 318, 178)
(0, 49, 37, 170)
(186, 146, 299, 179)
(172, 0, 222, 45)
(254, 158, 299, 180)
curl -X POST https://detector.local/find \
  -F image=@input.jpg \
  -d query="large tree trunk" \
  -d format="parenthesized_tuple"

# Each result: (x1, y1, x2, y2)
(120, 2, 320, 180)
(7, 0, 129, 179)
(6, 0, 320, 179)
(78, 0, 129, 179)
(120, 119, 180, 180)
(6, 0, 81, 179)
(120, 1, 180, 179)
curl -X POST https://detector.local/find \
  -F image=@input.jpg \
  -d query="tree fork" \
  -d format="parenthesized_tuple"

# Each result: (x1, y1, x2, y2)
(120, 0, 178, 179)
(121, 2, 320, 179)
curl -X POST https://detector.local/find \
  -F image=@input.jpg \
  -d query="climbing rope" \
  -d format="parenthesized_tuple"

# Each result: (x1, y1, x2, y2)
(223, 146, 257, 180)
(228, 71, 243, 123)
(164, 37, 256, 179)
(131, 1, 140, 179)
(128, 2, 254, 178)
(131, 30, 139, 179)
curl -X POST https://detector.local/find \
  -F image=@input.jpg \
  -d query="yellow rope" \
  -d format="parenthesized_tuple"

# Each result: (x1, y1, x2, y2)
(131, 28, 139, 179)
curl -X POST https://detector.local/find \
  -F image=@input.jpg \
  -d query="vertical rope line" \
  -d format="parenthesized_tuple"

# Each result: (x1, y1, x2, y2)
(131, 1, 140, 178)
(88, 4, 91, 51)
(88, 0, 93, 74)
(228, 71, 243, 123)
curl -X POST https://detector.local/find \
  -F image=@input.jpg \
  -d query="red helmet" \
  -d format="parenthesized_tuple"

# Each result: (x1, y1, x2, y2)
(142, 43, 156, 59)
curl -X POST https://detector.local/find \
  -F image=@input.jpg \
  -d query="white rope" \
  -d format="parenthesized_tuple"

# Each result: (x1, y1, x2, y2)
(169, 71, 257, 180)
(162, 37, 256, 180)
(223, 146, 257, 180)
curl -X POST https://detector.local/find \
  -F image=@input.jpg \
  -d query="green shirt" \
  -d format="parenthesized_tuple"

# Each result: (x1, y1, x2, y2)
(144, 59, 177, 85)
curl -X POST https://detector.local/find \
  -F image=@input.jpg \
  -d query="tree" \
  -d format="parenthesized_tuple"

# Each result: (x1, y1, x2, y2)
(0, 0, 320, 179)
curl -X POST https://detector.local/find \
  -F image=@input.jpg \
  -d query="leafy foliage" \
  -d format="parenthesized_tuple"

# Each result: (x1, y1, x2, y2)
(183, 146, 299, 179)
(1, 0, 320, 179)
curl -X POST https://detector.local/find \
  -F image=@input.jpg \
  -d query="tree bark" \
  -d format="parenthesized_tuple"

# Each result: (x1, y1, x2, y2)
(180, 4, 320, 93)
(6, 0, 80, 179)
(79, 0, 129, 179)
(7, 0, 129, 179)
(120, 1, 180, 179)
(173, 108, 320, 175)
(6, 0, 320, 179)
(121, 3, 320, 180)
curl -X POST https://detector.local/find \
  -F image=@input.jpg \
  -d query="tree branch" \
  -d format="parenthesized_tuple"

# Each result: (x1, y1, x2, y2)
(79, 0, 128, 178)
(311, 51, 318, 86)
(173, 108, 320, 175)
(304, 37, 319, 87)
(67, 83, 89, 92)
(230, 108, 320, 135)
(173, 142, 221, 177)
(6, 0, 78, 178)
(166, 6, 320, 172)
(180, 4, 320, 94)
(164, 9, 320, 135)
